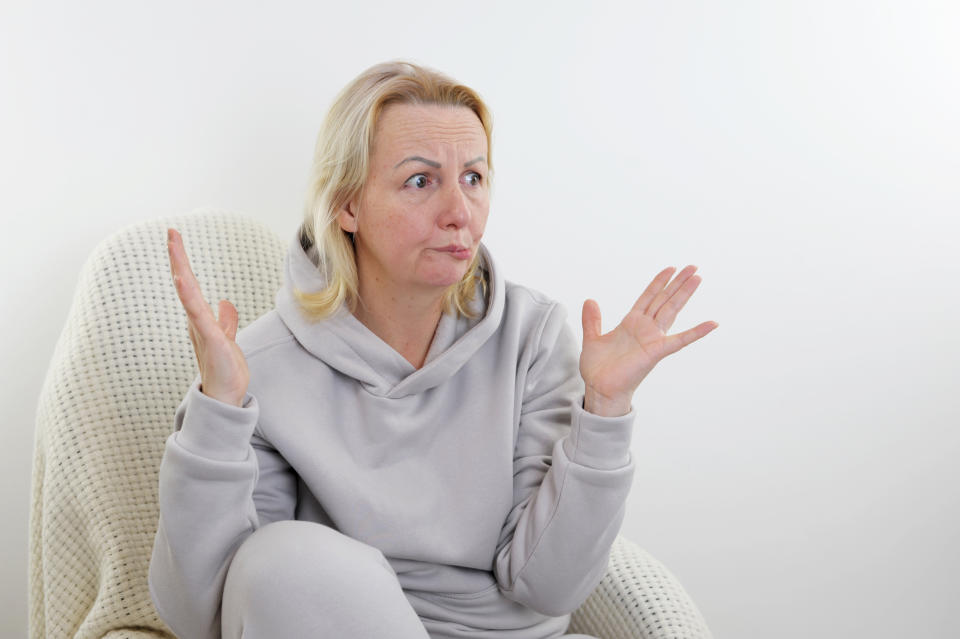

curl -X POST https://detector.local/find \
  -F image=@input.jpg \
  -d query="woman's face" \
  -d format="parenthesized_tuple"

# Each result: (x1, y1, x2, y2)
(338, 103, 490, 299)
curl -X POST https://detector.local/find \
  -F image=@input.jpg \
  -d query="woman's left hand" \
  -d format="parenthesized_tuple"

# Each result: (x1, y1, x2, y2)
(579, 265, 718, 417)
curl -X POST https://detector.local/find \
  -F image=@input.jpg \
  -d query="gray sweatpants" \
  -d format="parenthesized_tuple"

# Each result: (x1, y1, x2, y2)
(221, 520, 597, 638)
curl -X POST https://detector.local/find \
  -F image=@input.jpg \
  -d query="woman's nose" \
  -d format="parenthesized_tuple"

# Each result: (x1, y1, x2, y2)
(439, 181, 471, 228)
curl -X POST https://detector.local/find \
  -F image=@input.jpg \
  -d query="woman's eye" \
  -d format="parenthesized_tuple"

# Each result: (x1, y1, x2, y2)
(464, 171, 482, 186)
(405, 174, 429, 189)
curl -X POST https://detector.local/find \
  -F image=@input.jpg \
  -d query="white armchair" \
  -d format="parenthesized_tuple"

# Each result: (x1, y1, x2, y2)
(29, 209, 712, 638)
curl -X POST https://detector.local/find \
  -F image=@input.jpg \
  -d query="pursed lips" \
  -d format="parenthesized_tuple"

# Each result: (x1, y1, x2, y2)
(434, 244, 472, 259)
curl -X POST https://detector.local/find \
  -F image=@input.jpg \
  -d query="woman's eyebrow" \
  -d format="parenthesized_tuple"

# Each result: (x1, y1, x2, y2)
(393, 155, 487, 169)
(394, 156, 441, 169)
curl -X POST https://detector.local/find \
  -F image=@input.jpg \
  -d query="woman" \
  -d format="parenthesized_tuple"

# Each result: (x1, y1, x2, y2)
(149, 61, 717, 639)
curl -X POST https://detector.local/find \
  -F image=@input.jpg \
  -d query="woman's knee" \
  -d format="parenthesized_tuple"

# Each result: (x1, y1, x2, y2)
(225, 520, 394, 602)
(222, 520, 427, 639)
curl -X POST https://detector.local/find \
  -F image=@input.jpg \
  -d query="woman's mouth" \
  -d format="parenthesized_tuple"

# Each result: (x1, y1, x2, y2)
(436, 245, 471, 260)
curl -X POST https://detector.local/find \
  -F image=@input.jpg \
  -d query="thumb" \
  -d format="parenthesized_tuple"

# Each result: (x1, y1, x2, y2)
(217, 300, 239, 341)
(582, 299, 602, 342)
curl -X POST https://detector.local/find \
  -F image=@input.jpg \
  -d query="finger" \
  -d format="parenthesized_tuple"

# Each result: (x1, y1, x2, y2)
(217, 300, 239, 341)
(660, 320, 719, 358)
(647, 265, 697, 320)
(166, 228, 176, 279)
(168, 229, 220, 336)
(582, 299, 602, 341)
(654, 273, 702, 332)
(631, 267, 676, 315)
(187, 321, 202, 371)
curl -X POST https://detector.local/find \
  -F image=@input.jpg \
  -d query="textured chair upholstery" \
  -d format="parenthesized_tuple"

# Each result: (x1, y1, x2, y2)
(568, 537, 713, 638)
(29, 209, 712, 638)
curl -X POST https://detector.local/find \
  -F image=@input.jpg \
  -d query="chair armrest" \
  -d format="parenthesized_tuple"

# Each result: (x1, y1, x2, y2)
(568, 535, 713, 639)
(101, 631, 172, 638)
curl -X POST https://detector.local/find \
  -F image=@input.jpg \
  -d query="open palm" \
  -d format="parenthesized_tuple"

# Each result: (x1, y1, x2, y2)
(167, 227, 250, 407)
(580, 265, 718, 407)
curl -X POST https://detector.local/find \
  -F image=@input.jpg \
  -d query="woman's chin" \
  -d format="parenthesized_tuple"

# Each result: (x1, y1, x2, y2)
(420, 267, 468, 290)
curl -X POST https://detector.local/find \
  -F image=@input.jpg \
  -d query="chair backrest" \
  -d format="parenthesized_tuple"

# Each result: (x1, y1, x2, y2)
(28, 210, 285, 638)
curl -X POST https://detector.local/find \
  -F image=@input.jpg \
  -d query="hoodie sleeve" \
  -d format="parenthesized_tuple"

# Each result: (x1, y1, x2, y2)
(493, 303, 636, 617)
(148, 375, 298, 639)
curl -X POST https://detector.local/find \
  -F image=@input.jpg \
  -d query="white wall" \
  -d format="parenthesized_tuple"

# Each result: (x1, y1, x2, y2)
(3, 1, 957, 636)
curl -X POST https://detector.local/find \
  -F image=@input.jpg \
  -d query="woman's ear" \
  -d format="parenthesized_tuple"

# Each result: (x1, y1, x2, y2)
(336, 200, 359, 234)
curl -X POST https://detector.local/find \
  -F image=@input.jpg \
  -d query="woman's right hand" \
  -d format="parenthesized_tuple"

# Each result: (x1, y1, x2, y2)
(167, 227, 250, 407)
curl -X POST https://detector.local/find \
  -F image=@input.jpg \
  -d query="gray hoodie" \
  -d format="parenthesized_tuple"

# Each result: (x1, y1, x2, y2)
(148, 229, 637, 638)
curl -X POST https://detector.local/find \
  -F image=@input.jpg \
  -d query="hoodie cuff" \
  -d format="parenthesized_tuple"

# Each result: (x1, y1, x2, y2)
(175, 379, 260, 462)
(562, 399, 635, 470)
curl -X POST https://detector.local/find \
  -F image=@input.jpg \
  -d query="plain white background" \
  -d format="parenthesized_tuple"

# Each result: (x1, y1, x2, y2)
(2, 1, 958, 636)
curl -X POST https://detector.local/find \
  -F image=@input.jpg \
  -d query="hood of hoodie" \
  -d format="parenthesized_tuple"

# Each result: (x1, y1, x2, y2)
(275, 228, 505, 399)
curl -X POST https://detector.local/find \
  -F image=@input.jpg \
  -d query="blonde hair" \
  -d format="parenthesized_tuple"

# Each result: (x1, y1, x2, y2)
(294, 60, 493, 321)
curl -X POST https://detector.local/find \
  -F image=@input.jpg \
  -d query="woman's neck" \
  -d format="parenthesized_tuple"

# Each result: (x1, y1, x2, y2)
(352, 284, 445, 370)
